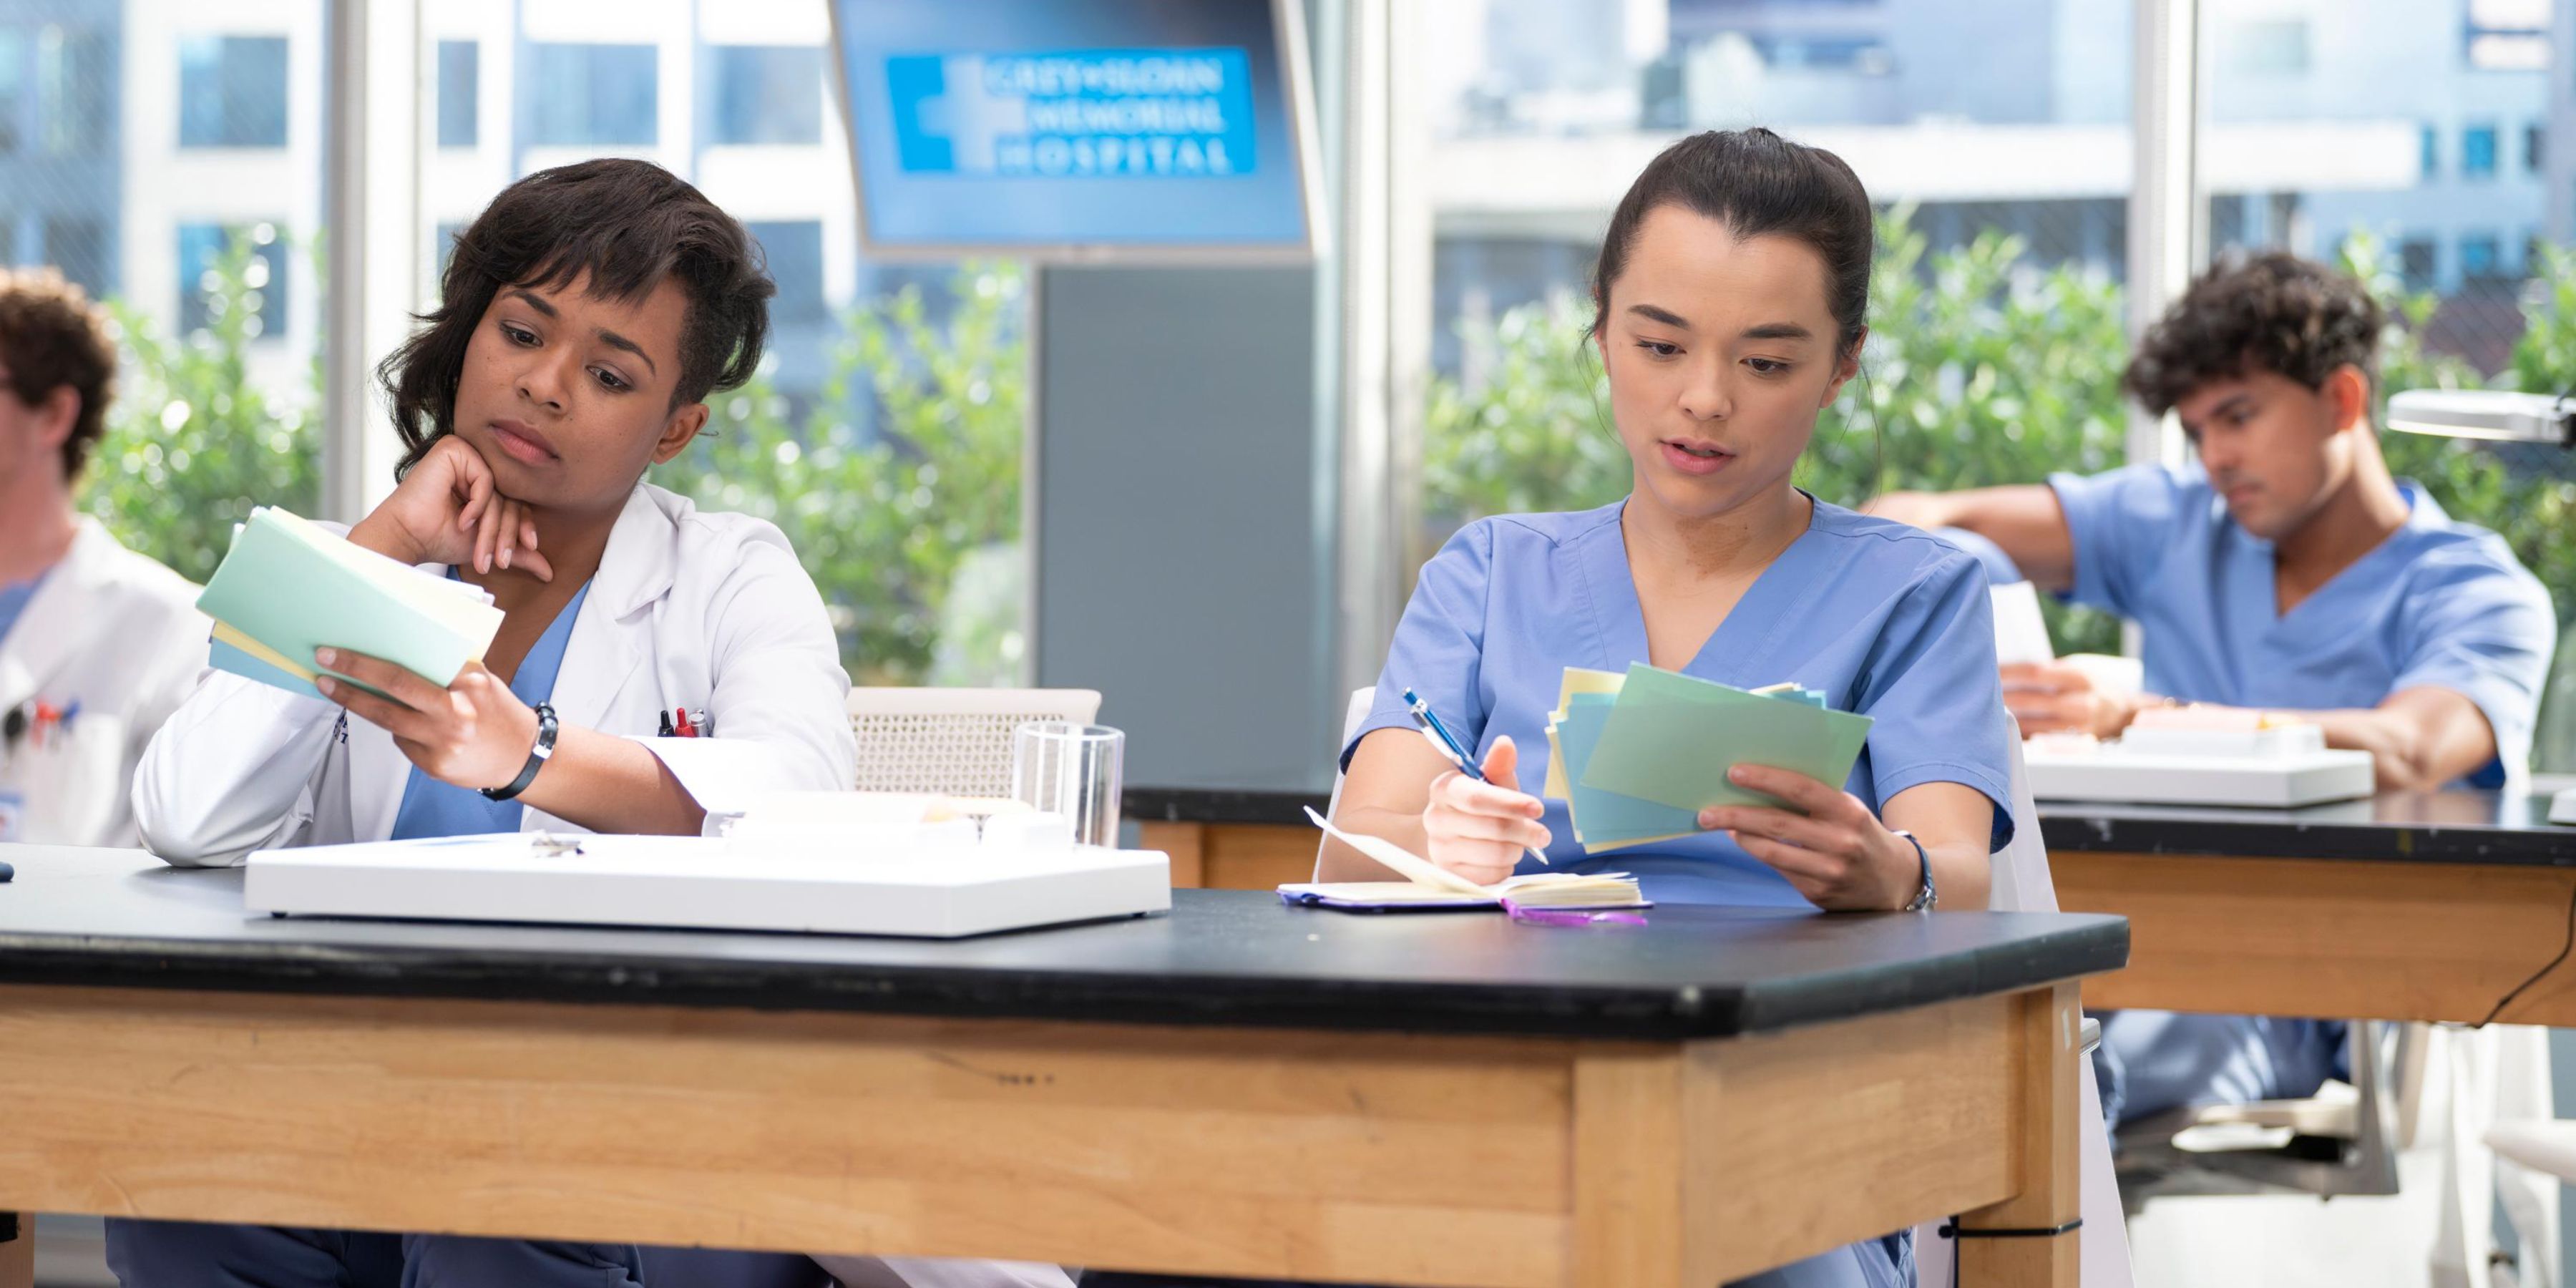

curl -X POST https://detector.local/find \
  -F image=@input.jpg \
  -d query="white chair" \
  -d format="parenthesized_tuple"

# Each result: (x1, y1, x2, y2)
(845, 687, 1103, 796)
(2468, 1031, 2566, 1288)
(1320, 691, 2134, 1284)
(1919, 726, 2135, 1288)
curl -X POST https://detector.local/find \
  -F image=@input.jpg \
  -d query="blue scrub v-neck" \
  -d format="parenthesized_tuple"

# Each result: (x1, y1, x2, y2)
(388, 576, 594, 840)
(1583, 493, 1830, 683)
(1354, 495, 2016, 910)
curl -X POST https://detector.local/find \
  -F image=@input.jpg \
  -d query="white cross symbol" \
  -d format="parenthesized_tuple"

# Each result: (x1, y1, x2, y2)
(915, 56, 1029, 172)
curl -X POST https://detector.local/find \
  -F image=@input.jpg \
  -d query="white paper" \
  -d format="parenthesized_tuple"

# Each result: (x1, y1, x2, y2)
(1302, 806, 1488, 897)
(1990, 580, 2056, 667)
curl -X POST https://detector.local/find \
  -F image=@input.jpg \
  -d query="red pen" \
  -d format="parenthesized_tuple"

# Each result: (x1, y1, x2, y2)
(674, 707, 697, 738)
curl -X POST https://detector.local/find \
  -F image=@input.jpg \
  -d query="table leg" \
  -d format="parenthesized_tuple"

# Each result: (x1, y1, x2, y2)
(0, 1211, 32, 1288)
(1953, 982, 2082, 1287)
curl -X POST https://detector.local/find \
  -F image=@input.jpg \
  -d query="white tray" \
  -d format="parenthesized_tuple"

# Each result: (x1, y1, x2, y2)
(244, 834, 1172, 938)
(2024, 745, 2376, 808)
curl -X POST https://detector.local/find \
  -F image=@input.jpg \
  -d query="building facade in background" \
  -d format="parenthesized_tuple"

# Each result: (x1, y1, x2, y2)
(0, 0, 943, 409)
(1428, 0, 2562, 377)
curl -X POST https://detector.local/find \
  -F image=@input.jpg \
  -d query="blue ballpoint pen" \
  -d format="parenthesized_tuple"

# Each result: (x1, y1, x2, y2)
(1402, 688, 1550, 867)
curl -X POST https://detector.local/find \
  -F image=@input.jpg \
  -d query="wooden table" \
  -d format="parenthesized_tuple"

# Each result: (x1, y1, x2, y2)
(2036, 791, 2576, 1025)
(0, 845, 2124, 1287)
(1128, 785, 2576, 1028)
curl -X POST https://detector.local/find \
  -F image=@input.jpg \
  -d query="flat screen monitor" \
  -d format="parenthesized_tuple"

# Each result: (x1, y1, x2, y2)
(827, 0, 1324, 263)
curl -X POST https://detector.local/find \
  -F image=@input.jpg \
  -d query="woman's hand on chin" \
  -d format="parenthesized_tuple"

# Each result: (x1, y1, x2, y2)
(348, 434, 554, 581)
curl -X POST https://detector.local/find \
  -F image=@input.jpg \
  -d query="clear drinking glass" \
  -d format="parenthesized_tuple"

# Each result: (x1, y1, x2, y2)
(1009, 722, 1126, 848)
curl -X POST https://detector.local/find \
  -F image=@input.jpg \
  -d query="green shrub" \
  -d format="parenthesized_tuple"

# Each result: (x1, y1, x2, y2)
(654, 263, 1028, 686)
(80, 226, 321, 583)
(79, 235, 1028, 688)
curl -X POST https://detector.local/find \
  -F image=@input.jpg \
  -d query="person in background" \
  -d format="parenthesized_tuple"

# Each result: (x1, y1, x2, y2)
(1868, 253, 2556, 1128)
(0, 265, 206, 848)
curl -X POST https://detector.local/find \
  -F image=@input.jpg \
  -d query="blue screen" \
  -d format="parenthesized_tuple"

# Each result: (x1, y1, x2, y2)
(832, 0, 1311, 253)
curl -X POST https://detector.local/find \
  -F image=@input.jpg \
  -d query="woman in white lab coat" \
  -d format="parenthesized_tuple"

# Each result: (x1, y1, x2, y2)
(117, 157, 1067, 1288)
(0, 267, 207, 849)
(114, 158, 874, 1288)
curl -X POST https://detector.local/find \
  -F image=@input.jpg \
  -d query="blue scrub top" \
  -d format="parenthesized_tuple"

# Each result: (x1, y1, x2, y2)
(389, 577, 592, 840)
(2050, 464, 2557, 789)
(0, 566, 49, 650)
(1351, 495, 2016, 911)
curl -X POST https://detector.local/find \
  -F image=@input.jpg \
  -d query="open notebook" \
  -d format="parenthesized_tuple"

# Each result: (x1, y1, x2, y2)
(1277, 808, 1648, 912)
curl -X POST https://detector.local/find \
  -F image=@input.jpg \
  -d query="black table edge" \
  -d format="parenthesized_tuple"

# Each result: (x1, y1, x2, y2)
(0, 916, 2129, 1043)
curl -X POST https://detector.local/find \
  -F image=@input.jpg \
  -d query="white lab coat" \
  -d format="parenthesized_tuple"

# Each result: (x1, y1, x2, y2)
(133, 483, 858, 864)
(0, 517, 208, 847)
(130, 486, 1073, 1288)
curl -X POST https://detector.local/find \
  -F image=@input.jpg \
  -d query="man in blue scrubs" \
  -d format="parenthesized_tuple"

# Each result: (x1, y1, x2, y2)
(1873, 252, 2557, 1126)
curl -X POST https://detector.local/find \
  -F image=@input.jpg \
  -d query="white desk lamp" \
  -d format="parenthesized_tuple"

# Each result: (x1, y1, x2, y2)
(2384, 389, 2576, 821)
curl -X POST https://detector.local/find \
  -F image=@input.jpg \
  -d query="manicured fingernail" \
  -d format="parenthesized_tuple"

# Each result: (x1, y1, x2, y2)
(499, 548, 512, 568)
(316, 676, 336, 695)
(314, 648, 336, 666)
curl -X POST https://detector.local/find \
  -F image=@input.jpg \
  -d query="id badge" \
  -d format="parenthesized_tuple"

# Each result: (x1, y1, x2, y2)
(0, 790, 22, 843)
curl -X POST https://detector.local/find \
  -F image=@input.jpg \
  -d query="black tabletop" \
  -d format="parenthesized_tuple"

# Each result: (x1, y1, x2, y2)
(1127, 786, 2576, 867)
(0, 847, 2124, 1041)
(2033, 790, 2576, 865)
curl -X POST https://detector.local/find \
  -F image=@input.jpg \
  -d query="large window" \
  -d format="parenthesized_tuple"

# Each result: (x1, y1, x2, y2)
(1407, 0, 2135, 651)
(426, 3, 1029, 687)
(746, 220, 825, 325)
(177, 34, 287, 148)
(0, 29, 23, 155)
(176, 220, 286, 338)
(37, 24, 110, 155)
(2464, 123, 2500, 180)
(436, 40, 478, 149)
(0, 1, 326, 586)
(42, 214, 106, 294)
(522, 43, 658, 147)
(706, 44, 824, 146)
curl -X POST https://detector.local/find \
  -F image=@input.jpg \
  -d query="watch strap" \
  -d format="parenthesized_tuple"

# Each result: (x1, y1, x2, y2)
(1893, 829, 1936, 912)
(481, 702, 558, 802)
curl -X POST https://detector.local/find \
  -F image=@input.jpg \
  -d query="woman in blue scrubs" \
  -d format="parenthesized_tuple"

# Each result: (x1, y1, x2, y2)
(1325, 127, 2017, 1288)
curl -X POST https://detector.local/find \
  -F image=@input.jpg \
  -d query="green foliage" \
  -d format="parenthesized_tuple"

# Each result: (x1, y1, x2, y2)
(75, 233, 1028, 689)
(79, 225, 321, 583)
(1420, 213, 2576, 664)
(655, 263, 1028, 686)
(1421, 208, 2130, 654)
(2343, 232, 2576, 633)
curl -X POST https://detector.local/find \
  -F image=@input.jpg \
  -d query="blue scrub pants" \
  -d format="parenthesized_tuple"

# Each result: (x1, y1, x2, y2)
(1077, 1232, 1908, 1287)
(635, 1248, 833, 1287)
(2092, 1010, 2346, 1129)
(104, 1219, 645, 1288)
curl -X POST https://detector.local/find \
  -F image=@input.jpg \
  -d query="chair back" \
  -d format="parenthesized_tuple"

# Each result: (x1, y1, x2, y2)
(1921, 725, 2135, 1287)
(1313, 688, 1380, 878)
(845, 688, 1104, 797)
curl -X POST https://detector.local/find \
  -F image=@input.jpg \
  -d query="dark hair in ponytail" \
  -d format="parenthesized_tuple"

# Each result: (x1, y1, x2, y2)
(1588, 127, 1874, 359)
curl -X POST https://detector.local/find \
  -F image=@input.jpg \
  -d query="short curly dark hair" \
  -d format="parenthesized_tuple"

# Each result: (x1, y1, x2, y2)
(0, 267, 117, 481)
(380, 157, 773, 477)
(2122, 251, 2384, 418)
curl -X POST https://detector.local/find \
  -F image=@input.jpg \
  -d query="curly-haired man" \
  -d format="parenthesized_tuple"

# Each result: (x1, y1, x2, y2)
(0, 265, 208, 848)
(1872, 252, 2555, 1128)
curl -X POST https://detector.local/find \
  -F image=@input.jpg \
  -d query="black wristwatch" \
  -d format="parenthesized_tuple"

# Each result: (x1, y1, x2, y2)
(482, 702, 558, 801)
(1894, 829, 1937, 912)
